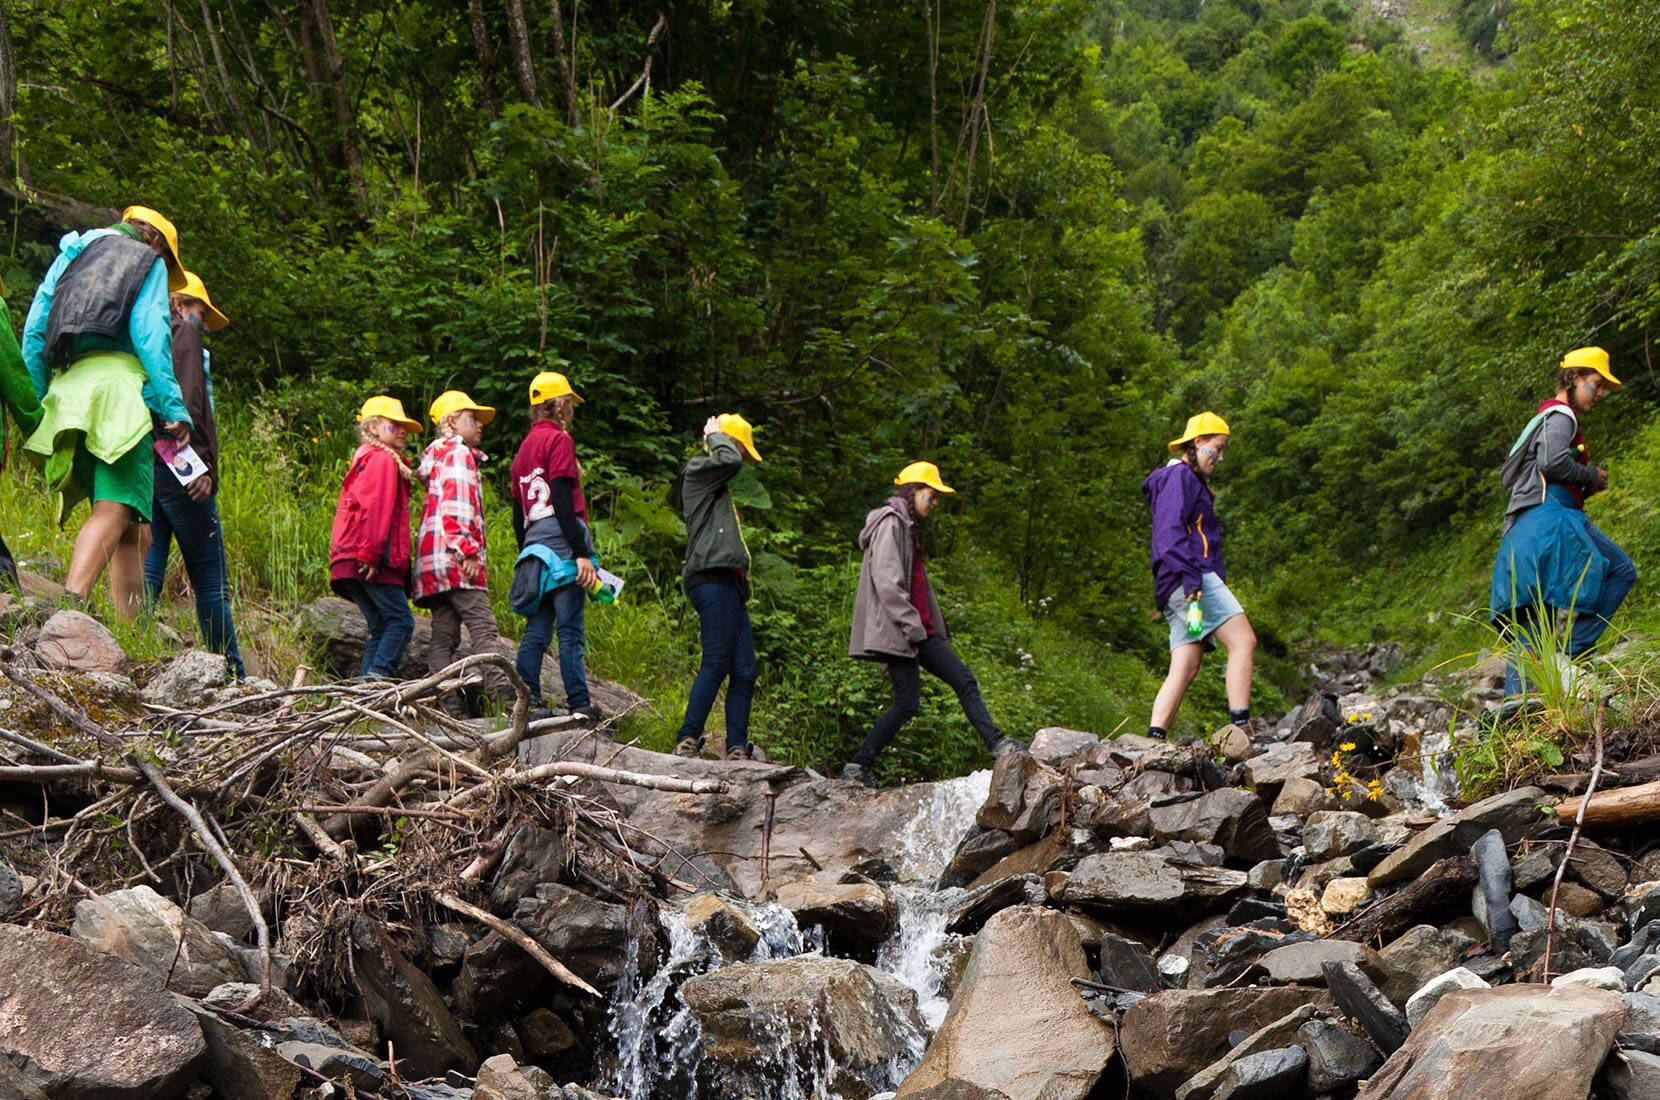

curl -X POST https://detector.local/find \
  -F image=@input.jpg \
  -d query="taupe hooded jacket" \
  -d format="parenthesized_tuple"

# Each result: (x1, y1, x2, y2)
(848, 497, 948, 660)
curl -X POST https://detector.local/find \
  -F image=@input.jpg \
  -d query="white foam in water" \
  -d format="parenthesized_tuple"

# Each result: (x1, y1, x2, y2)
(1410, 729, 1457, 815)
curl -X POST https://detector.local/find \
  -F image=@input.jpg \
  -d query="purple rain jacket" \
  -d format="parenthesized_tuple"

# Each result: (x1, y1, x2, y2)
(1142, 459, 1225, 607)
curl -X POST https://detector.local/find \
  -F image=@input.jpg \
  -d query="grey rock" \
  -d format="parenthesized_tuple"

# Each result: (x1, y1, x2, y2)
(1029, 726, 1101, 764)
(945, 872, 1045, 935)
(36, 609, 127, 673)
(1247, 859, 1284, 892)
(141, 650, 227, 705)
(1242, 743, 1321, 804)
(1298, 1018, 1382, 1093)
(1165, 839, 1227, 866)
(682, 892, 762, 961)
(1258, 939, 1383, 986)
(1118, 987, 1324, 1095)
(200, 982, 307, 1022)
(1552, 964, 1627, 992)
(0, 859, 24, 918)
(1325, 959, 1409, 1052)
(1510, 917, 1615, 980)
(1601, 1049, 1660, 1100)
(948, 827, 1024, 876)
(1625, 990, 1660, 1036)
(1209, 1046, 1308, 1100)
(1367, 788, 1548, 887)
(70, 885, 245, 998)
(275, 1041, 384, 1089)
(491, 824, 569, 909)
(512, 882, 633, 989)
(1405, 967, 1489, 1027)
(1061, 850, 1246, 919)
(182, 1000, 303, 1100)
(1149, 787, 1281, 865)
(1098, 932, 1162, 994)
(1271, 777, 1336, 817)
(1303, 811, 1376, 862)
(454, 930, 546, 1019)
(348, 915, 477, 1077)
(1174, 1004, 1315, 1100)
(775, 879, 899, 954)
(1471, 828, 1518, 951)
(186, 881, 266, 943)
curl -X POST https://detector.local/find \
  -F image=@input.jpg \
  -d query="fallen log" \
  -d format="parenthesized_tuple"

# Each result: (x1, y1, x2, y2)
(1554, 775, 1660, 828)
(1331, 855, 1478, 945)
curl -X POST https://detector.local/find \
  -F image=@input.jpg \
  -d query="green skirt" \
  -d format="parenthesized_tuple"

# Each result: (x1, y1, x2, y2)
(23, 351, 155, 524)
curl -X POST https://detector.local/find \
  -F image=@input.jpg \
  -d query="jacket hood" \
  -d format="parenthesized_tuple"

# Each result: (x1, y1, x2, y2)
(858, 497, 912, 550)
(55, 228, 112, 263)
(1142, 459, 1196, 502)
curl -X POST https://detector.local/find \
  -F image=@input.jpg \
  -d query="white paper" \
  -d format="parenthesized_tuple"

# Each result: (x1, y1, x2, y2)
(154, 439, 209, 486)
(593, 565, 625, 599)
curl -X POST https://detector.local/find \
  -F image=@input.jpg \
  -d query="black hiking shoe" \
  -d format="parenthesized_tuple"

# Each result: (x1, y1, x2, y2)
(840, 762, 877, 788)
(989, 735, 1028, 758)
(674, 736, 705, 758)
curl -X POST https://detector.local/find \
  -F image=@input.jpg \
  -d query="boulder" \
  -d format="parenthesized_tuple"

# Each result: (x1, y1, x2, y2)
(473, 1054, 566, 1100)
(348, 916, 477, 1077)
(141, 650, 228, 705)
(948, 827, 1024, 876)
(1299, 1018, 1382, 1093)
(182, 1001, 304, 1100)
(1360, 984, 1624, 1099)
(1405, 967, 1490, 1027)
(969, 832, 1069, 888)
(516, 1008, 578, 1058)
(70, 885, 246, 997)
(774, 879, 899, 954)
(187, 881, 266, 943)
(1242, 743, 1321, 804)
(1061, 851, 1247, 918)
(1553, 965, 1627, 992)
(1601, 1049, 1660, 1100)
(1259, 939, 1383, 986)
(1367, 788, 1548, 887)
(897, 906, 1114, 1100)
(1148, 788, 1281, 865)
(490, 824, 570, 909)
(1215, 724, 1254, 764)
(977, 751, 1062, 841)
(1098, 932, 1162, 994)
(0, 923, 207, 1099)
(1377, 924, 1476, 1007)
(200, 982, 307, 1023)
(945, 873, 1046, 936)
(1303, 811, 1377, 862)
(1321, 877, 1372, 916)
(454, 930, 547, 1019)
(1325, 960, 1408, 1053)
(1118, 987, 1322, 1094)
(511, 883, 632, 989)
(1272, 777, 1336, 817)
(1029, 726, 1101, 763)
(1174, 1004, 1315, 1100)
(683, 893, 762, 961)
(1208, 1046, 1308, 1100)
(36, 610, 127, 673)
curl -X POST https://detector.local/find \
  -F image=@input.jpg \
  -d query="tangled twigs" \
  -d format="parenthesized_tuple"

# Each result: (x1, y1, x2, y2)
(1543, 693, 1609, 980)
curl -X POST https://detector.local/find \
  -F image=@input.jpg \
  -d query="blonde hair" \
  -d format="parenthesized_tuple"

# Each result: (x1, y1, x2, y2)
(438, 411, 467, 437)
(358, 415, 390, 444)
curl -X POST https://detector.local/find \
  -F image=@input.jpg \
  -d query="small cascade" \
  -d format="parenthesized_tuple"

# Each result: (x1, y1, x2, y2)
(1408, 728, 1457, 815)
(604, 908, 709, 1100)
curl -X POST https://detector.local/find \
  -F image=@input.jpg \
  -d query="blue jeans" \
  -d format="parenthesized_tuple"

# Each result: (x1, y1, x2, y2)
(338, 579, 414, 677)
(1504, 518, 1636, 695)
(676, 581, 756, 748)
(517, 582, 589, 708)
(144, 488, 245, 680)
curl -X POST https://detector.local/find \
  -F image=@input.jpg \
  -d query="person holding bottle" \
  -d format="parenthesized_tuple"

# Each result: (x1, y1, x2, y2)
(1142, 412, 1255, 740)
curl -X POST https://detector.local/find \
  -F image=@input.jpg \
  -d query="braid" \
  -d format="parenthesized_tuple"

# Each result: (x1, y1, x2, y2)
(366, 438, 421, 489)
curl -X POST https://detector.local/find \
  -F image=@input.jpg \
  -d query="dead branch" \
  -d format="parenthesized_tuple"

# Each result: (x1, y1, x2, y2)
(432, 889, 601, 997)
(1545, 699, 1607, 979)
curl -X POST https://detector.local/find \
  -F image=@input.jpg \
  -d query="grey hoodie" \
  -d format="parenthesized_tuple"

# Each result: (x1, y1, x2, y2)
(1500, 404, 1600, 532)
(848, 498, 948, 660)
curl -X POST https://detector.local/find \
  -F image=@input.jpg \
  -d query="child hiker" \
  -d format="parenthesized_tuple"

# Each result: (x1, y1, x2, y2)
(1142, 411, 1256, 741)
(414, 390, 516, 716)
(329, 396, 420, 679)
(843, 461, 1027, 787)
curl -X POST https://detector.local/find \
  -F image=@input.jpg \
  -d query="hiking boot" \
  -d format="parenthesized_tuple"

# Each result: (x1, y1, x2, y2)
(525, 699, 558, 723)
(674, 736, 705, 758)
(840, 762, 877, 788)
(990, 735, 1028, 758)
(724, 743, 754, 762)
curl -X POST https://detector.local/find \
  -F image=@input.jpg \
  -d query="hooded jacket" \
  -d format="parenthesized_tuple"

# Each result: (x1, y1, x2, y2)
(329, 444, 414, 591)
(1500, 400, 1601, 532)
(1142, 459, 1225, 607)
(671, 431, 752, 597)
(0, 297, 40, 466)
(848, 498, 948, 660)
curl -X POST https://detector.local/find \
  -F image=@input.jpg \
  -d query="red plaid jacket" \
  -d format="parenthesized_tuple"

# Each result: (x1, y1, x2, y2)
(414, 434, 488, 603)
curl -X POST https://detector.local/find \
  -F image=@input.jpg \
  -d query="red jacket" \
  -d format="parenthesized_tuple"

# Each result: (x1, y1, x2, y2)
(330, 444, 414, 591)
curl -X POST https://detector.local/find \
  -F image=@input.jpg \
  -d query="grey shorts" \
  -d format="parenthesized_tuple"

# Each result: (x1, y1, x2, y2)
(1162, 572, 1245, 651)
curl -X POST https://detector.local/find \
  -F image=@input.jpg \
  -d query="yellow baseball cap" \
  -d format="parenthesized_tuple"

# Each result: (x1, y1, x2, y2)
(529, 371, 584, 405)
(716, 413, 763, 461)
(121, 205, 186, 291)
(1561, 346, 1620, 389)
(429, 390, 496, 426)
(174, 270, 228, 332)
(1168, 411, 1231, 452)
(358, 395, 422, 434)
(894, 461, 954, 494)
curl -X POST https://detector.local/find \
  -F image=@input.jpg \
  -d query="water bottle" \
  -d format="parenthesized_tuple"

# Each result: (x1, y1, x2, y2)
(587, 577, 618, 604)
(1185, 597, 1203, 638)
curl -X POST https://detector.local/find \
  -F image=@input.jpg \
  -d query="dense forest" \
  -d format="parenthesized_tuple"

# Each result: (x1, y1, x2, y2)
(1, 0, 1657, 778)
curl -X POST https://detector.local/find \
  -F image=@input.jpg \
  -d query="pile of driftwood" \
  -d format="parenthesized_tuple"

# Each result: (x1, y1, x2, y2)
(0, 653, 725, 1011)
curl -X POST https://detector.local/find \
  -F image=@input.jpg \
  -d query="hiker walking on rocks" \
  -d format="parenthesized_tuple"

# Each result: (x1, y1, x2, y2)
(508, 372, 599, 723)
(143, 271, 244, 680)
(1143, 412, 1256, 740)
(415, 391, 516, 715)
(0, 278, 42, 590)
(844, 462, 1027, 786)
(1491, 347, 1634, 703)
(670, 414, 763, 761)
(20, 205, 193, 617)
(329, 396, 421, 679)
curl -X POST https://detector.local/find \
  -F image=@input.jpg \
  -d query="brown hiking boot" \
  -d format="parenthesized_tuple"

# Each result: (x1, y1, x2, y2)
(723, 744, 753, 762)
(674, 736, 705, 758)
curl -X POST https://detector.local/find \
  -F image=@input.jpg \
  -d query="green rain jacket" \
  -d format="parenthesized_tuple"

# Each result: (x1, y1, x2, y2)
(0, 296, 42, 468)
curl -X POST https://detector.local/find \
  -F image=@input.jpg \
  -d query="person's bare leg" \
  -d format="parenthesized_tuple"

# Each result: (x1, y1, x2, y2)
(109, 521, 151, 620)
(1214, 613, 1257, 713)
(65, 500, 137, 602)
(1150, 643, 1204, 730)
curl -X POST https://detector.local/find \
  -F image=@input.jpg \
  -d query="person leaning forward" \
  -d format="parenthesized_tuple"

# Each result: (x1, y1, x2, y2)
(0, 277, 42, 589)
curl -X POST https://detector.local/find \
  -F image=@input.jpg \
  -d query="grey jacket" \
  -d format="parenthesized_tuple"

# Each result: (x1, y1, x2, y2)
(1500, 404, 1601, 531)
(848, 498, 948, 660)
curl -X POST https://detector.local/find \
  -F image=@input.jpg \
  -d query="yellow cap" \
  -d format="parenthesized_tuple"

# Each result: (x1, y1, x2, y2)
(357, 395, 422, 434)
(174, 270, 228, 332)
(429, 390, 496, 427)
(1168, 411, 1231, 452)
(715, 413, 763, 462)
(120, 205, 186, 291)
(894, 461, 954, 494)
(529, 371, 584, 405)
(1561, 346, 1620, 389)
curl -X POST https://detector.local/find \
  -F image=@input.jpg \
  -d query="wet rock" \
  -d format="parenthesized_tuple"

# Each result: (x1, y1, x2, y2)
(1149, 788, 1281, 865)
(1271, 777, 1336, 817)
(1098, 932, 1162, 994)
(1241, 743, 1321, 805)
(70, 885, 245, 997)
(1298, 1018, 1382, 1093)
(1361, 984, 1624, 1099)
(947, 827, 1023, 876)
(1259, 939, 1383, 986)
(1207, 1046, 1307, 1100)
(774, 879, 899, 955)
(1324, 959, 1409, 1053)
(1174, 1004, 1314, 1100)
(348, 916, 478, 1077)
(1367, 787, 1548, 887)
(1405, 967, 1490, 1026)
(977, 751, 1063, 841)
(898, 906, 1113, 1100)
(0, 923, 207, 1099)
(1061, 850, 1247, 919)
(683, 893, 762, 961)
(1029, 726, 1100, 763)
(1471, 828, 1518, 951)
(490, 824, 570, 909)
(1304, 811, 1376, 861)
(455, 931, 547, 1018)
(970, 832, 1069, 887)
(1118, 987, 1321, 1094)
(516, 1007, 578, 1058)
(512, 883, 632, 989)
(182, 1001, 303, 1100)
(36, 609, 127, 673)
(945, 872, 1046, 935)
(141, 650, 227, 705)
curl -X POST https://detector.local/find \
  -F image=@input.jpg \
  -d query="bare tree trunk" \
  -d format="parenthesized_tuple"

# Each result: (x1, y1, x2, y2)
(465, 0, 501, 120)
(198, 0, 261, 152)
(0, 0, 17, 181)
(503, 0, 544, 108)
(301, 0, 368, 211)
(546, 0, 579, 124)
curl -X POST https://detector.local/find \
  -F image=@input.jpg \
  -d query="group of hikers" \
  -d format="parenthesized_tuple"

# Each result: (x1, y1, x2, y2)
(0, 204, 1637, 783)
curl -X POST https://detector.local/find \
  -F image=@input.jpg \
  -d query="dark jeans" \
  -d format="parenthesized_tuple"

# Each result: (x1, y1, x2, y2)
(1504, 519, 1637, 696)
(853, 635, 1002, 767)
(517, 582, 589, 708)
(675, 581, 756, 748)
(143, 488, 245, 679)
(338, 578, 414, 677)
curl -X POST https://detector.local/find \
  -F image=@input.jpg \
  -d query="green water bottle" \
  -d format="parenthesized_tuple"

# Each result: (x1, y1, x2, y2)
(1185, 597, 1203, 638)
(587, 577, 618, 604)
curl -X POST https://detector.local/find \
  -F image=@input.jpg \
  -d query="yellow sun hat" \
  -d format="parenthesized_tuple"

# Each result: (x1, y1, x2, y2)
(1561, 346, 1620, 389)
(529, 371, 584, 405)
(894, 461, 954, 494)
(715, 413, 763, 461)
(1168, 411, 1231, 452)
(174, 270, 228, 332)
(120, 205, 186, 291)
(428, 390, 497, 427)
(357, 395, 422, 434)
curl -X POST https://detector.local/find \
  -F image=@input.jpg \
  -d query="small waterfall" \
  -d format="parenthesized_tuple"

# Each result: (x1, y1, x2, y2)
(1411, 729, 1457, 815)
(605, 909, 710, 1100)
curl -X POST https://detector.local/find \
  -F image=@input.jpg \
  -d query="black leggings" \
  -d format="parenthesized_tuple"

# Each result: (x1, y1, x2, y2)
(853, 635, 1002, 766)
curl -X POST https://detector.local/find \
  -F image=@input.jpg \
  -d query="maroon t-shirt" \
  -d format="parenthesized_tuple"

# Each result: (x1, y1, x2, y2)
(511, 420, 587, 523)
(910, 549, 936, 636)
(1539, 397, 1590, 507)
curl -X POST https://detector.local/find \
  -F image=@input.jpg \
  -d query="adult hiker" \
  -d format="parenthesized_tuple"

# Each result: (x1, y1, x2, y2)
(1142, 412, 1256, 741)
(670, 413, 763, 761)
(415, 390, 515, 715)
(509, 371, 599, 723)
(843, 461, 1027, 786)
(0, 277, 42, 589)
(1490, 347, 1634, 704)
(329, 396, 421, 679)
(142, 270, 244, 680)
(21, 205, 193, 617)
